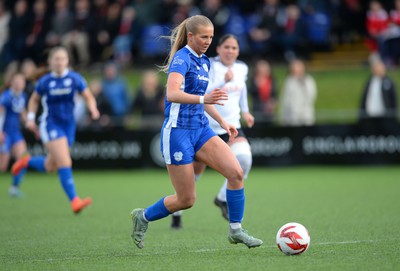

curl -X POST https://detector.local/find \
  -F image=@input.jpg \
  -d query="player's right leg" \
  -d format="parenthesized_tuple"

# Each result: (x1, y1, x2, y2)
(170, 161, 206, 229)
(45, 137, 91, 214)
(131, 164, 196, 248)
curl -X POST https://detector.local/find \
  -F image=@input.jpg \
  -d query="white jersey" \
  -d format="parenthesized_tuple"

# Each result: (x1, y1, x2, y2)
(205, 56, 250, 135)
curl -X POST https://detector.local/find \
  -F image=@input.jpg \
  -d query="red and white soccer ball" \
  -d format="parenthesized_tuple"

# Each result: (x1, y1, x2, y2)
(276, 222, 310, 255)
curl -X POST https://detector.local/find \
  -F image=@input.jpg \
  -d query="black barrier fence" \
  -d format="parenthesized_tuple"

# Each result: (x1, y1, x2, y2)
(24, 119, 400, 169)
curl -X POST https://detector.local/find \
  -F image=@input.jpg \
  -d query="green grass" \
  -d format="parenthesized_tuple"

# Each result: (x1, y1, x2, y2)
(1, 167, 400, 270)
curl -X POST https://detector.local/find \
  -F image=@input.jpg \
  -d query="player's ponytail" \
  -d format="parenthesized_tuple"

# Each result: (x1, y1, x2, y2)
(160, 15, 213, 73)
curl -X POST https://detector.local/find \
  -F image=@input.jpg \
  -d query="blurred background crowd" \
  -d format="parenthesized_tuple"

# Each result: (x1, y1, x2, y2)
(0, 0, 399, 130)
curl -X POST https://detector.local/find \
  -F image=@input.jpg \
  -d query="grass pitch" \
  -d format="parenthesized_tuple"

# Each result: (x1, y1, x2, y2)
(1, 166, 400, 270)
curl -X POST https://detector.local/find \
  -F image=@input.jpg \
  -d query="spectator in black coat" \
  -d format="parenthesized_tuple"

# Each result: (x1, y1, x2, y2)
(359, 60, 397, 122)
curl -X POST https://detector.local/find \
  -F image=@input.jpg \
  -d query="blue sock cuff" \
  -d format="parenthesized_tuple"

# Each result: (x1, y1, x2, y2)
(226, 187, 245, 198)
(144, 197, 172, 222)
(28, 156, 46, 173)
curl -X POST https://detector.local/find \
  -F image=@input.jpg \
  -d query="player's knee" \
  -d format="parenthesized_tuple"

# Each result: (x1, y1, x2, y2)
(178, 194, 196, 209)
(231, 141, 252, 179)
(227, 165, 244, 184)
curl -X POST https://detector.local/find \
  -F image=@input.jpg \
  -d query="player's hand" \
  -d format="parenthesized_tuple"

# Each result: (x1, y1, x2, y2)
(242, 112, 255, 128)
(204, 88, 228, 105)
(220, 121, 238, 142)
(90, 108, 100, 120)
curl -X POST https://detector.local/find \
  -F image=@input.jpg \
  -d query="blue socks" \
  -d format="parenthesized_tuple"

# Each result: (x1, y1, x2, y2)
(28, 156, 46, 172)
(12, 168, 27, 187)
(144, 197, 172, 221)
(226, 188, 245, 223)
(57, 167, 77, 201)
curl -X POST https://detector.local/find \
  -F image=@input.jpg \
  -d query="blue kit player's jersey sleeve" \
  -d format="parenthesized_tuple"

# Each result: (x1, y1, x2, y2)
(164, 46, 210, 129)
(169, 53, 189, 77)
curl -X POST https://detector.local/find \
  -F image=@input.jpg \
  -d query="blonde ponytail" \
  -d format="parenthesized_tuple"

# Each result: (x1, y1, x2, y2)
(159, 15, 213, 73)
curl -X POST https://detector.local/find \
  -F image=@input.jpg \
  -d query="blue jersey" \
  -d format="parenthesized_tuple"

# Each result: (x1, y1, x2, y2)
(36, 70, 87, 125)
(0, 89, 26, 133)
(164, 45, 210, 129)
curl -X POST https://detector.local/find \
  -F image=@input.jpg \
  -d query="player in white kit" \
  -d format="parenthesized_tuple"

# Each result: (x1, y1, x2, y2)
(171, 34, 255, 228)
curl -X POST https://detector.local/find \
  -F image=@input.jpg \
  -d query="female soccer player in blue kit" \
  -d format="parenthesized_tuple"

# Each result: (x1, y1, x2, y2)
(130, 15, 262, 249)
(171, 34, 256, 228)
(12, 46, 99, 213)
(0, 74, 30, 197)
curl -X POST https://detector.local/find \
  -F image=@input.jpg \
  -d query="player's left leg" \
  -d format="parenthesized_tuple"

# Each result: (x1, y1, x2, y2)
(196, 136, 262, 248)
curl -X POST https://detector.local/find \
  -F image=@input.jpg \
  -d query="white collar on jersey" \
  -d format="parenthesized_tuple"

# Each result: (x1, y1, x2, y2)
(51, 69, 69, 78)
(185, 45, 203, 58)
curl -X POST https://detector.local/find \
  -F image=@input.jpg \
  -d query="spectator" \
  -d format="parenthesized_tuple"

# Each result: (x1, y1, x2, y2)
(337, 0, 365, 43)
(365, 1, 391, 63)
(131, 0, 160, 26)
(24, 0, 51, 65)
(1, 60, 19, 90)
(387, 0, 400, 65)
(359, 60, 397, 121)
(4, 0, 30, 64)
(248, 0, 282, 57)
(131, 69, 164, 128)
(278, 4, 307, 61)
(90, 2, 121, 63)
(279, 59, 317, 126)
(249, 59, 277, 123)
(61, 0, 91, 67)
(101, 62, 131, 127)
(169, 0, 200, 25)
(159, 0, 178, 24)
(113, 5, 140, 66)
(46, 0, 74, 48)
(0, 1, 10, 61)
(82, 79, 113, 130)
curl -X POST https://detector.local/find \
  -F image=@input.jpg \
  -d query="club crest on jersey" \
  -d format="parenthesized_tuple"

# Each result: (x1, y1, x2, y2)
(173, 151, 183, 162)
(50, 130, 58, 139)
(63, 78, 72, 87)
(49, 81, 56, 88)
(202, 63, 208, 72)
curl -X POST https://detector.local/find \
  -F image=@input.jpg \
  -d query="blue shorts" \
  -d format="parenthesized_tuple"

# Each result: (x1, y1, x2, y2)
(160, 124, 216, 165)
(0, 131, 24, 153)
(39, 121, 76, 147)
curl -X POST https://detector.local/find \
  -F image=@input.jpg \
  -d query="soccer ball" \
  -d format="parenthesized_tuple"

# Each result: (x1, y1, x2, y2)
(276, 222, 310, 255)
